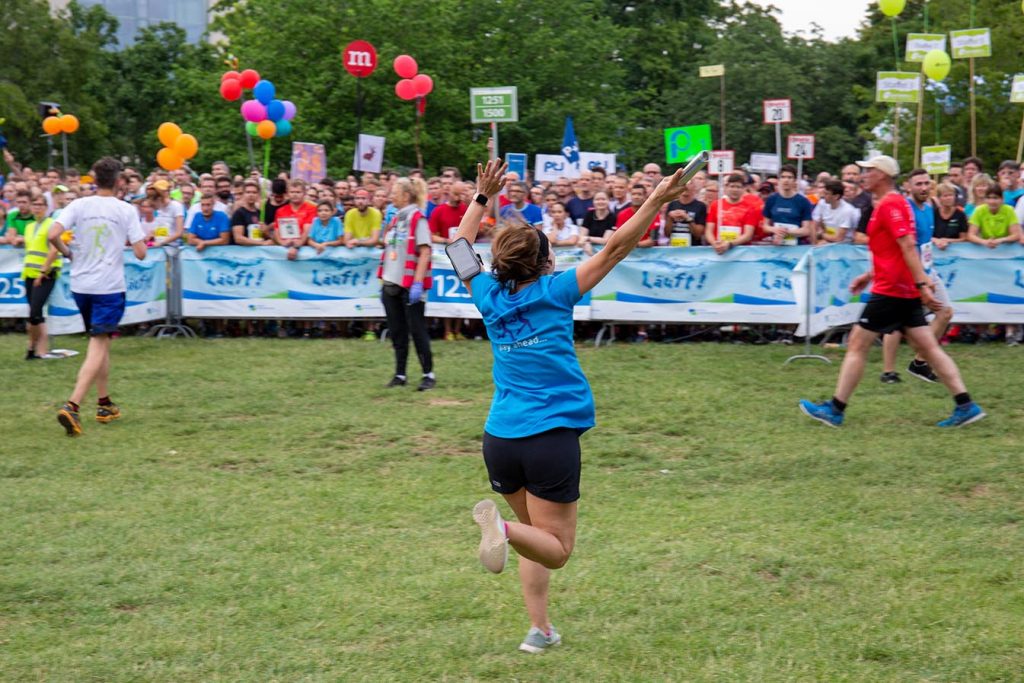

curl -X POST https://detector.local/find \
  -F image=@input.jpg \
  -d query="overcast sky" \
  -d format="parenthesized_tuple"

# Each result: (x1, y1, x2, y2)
(749, 0, 874, 42)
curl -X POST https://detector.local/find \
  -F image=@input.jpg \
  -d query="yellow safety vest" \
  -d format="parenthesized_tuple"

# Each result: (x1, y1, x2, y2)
(21, 217, 62, 279)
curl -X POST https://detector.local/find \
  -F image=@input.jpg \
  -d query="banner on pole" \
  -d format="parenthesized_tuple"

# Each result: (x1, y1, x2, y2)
(664, 124, 713, 164)
(534, 154, 578, 181)
(353, 133, 385, 173)
(762, 99, 792, 124)
(290, 142, 327, 183)
(787, 135, 815, 160)
(707, 151, 735, 176)
(921, 145, 952, 175)
(1011, 75, 1024, 104)
(950, 28, 992, 59)
(905, 33, 947, 62)
(748, 153, 780, 174)
(876, 72, 921, 103)
(699, 64, 725, 78)
(580, 152, 616, 174)
(505, 153, 527, 180)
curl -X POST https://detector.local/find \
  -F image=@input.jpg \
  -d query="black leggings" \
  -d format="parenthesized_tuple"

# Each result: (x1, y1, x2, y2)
(24, 275, 57, 325)
(381, 283, 433, 377)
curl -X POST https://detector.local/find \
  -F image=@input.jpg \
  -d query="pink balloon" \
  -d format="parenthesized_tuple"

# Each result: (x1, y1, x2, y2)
(241, 99, 267, 122)
(412, 74, 433, 96)
(393, 54, 417, 79)
(395, 79, 417, 101)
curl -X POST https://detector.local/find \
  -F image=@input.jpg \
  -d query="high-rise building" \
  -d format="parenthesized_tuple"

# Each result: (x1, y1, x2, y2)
(50, 0, 212, 47)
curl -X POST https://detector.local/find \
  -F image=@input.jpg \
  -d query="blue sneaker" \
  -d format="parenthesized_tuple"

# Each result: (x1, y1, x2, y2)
(519, 625, 561, 653)
(937, 402, 986, 428)
(798, 399, 844, 427)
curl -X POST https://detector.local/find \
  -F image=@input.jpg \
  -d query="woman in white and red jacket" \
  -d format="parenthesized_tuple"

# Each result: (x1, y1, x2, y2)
(378, 176, 435, 391)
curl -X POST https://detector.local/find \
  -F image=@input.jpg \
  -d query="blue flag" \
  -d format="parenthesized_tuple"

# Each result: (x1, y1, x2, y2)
(561, 116, 580, 173)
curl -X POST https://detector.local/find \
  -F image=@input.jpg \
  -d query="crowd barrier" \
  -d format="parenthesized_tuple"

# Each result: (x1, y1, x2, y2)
(2, 243, 1023, 335)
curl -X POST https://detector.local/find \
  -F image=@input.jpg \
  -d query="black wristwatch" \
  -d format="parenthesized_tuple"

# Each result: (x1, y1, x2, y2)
(915, 281, 929, 289)
(473, 193, 488, 206)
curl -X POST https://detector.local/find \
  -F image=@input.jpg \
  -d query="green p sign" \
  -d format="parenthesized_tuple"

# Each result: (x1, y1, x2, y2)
(664, 124, 712, 164)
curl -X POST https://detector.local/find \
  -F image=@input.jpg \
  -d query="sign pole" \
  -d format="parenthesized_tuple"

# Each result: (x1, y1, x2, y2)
(61, 132, 69, 175)
(969, 57, 977, 156)
(797, 157, 803, 187)
(775, 122, 782, 168)
(1017, 110, 1024, 164)
(356, 79, 363, 179)
(893, 106, 900, 163)
(720, 73, 726, 150)
(914, 67, 925, 169)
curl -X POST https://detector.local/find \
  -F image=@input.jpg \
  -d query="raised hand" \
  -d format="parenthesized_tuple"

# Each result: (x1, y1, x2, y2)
(475, 159, 509, 198)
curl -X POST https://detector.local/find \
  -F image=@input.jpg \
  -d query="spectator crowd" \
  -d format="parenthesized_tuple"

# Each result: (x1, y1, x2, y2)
(2, 147, 1023, 344)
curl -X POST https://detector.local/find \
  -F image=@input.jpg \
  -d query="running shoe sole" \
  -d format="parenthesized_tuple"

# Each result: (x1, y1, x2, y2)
(96, 408, 121, 423)
(472, 499, 508, 574)
(58, 409, 83, 437)
(519, 632, 562, 653)
(907, 366, 938, 383)
(941, 410, 987, 428)
(799, 402, 840, 428)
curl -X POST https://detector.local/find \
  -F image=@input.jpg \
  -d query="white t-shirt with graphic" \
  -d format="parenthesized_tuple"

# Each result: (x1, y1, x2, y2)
(812, 198, 859, 242)
(56, 195, 145, 295)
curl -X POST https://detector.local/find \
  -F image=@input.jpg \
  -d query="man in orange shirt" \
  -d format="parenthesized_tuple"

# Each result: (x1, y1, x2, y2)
(705, 173, 761, 254)
(273, 178, 318, 260)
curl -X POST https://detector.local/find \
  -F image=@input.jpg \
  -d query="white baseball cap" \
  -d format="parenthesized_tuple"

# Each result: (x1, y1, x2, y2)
(856, 155, 900, 177)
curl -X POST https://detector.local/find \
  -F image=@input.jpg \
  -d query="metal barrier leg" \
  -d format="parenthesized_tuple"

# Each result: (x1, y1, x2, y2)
(146, 245, 196, 339)
(785, 250, 830, 365)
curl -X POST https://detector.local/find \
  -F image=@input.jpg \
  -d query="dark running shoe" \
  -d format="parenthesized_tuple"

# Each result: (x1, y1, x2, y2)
(386, 376, 407, 388)
(96, 403, 121, 423)
(58, 404, 83, 437)
(880, 371, 901, 384)
(908, 360, 938, 383)
(417, 376, 436, 392)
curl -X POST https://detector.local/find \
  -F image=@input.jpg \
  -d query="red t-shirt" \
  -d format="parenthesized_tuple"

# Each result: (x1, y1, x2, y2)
(428, 202, 468, 239)
(867, 191, 917, 299)
(614, 205, 662, 240)
(273, 201, 318, 237)
(705, 194, 763, 242)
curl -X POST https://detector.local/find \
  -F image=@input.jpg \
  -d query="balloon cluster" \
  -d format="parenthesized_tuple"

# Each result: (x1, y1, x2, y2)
(393, 55, 434, 101)
(42, 112, 79, 136)
(220, 68, 297, 139)
(155, 122, 199, 171)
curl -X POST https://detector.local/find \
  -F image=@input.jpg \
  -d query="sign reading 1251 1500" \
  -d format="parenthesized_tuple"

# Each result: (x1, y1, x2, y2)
(470, 87, 518, 123)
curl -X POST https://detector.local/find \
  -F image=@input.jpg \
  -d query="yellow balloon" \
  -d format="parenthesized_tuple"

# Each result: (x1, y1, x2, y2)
(923, 50, 951, 81)
(879, 0, 905, 17)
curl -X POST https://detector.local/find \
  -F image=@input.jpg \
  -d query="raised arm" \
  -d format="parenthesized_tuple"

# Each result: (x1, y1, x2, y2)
(452, 159, 508, 246)
(576, 168, 691, 294)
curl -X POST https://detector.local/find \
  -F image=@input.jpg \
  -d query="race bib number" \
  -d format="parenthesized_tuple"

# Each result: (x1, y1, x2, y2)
(448, 226, 460, 240)
(777, 222, 799, 246)
(670, 232, 692, 247)
(824, 226, 839, 237)
(719, 225, 741, 242)
(921, 241, 934, 272)
(247, 224, 263, 240)
(278, 218, 301, 239)
(154, 226, 169, 237)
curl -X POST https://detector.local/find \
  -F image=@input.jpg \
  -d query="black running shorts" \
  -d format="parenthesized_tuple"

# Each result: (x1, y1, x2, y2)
(482, 428, 581, 504)
(858, 293, 928, 334)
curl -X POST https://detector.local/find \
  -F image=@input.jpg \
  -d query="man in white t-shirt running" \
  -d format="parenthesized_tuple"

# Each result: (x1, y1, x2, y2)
(48, 157, 147, 436)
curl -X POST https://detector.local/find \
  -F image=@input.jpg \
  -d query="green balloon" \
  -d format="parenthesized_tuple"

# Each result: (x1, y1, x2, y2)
(879, 0, 905, 17)
(923, 50, 951, 82)
(245, 121, 259, 136)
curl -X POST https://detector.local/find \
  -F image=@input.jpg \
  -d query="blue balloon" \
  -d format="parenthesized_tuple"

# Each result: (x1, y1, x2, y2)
(253, 80, 276, 105)
(274, 119, 293, 137)
(266, 99, 285, 122)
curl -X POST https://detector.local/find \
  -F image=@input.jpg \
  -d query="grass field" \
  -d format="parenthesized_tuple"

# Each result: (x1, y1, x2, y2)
(1, 334, 1022, 682)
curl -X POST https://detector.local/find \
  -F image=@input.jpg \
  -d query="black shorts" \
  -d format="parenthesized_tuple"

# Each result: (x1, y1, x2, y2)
(482, 428, 581, 504)
(858, 293, 928, 334)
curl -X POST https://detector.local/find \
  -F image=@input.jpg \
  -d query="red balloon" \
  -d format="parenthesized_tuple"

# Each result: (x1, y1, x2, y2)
(393, 54, 418, 79)
(412, 74, 433, 96)
(239, 69, 260, 89)
(395, 79, 417, 101)
(221, 70, 240, 82)
(220, 78, 243, 101)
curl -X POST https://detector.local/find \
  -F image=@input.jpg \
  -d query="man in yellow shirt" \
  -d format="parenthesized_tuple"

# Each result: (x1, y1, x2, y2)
(344, 188, 382, 248)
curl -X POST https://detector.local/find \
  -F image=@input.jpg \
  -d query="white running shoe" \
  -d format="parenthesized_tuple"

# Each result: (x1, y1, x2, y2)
(519, 625, 561, 653)
(472, 499, 508, 573)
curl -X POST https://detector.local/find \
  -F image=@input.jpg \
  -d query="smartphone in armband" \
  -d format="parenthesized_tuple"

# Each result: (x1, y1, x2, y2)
(445, 237, 483, 281)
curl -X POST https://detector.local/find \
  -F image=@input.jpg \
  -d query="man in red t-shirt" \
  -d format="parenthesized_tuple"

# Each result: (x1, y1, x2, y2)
(273, 178, 318, 260)
(705, 173, 761, 254)
(614, 183, 660, 247)
(799, 155, 985, 428)
(428, 181, 468, 245)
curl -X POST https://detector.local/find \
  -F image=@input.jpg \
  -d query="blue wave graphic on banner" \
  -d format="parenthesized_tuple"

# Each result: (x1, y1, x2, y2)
(183, 290, 246, 301)
(287, 291, 354, 301)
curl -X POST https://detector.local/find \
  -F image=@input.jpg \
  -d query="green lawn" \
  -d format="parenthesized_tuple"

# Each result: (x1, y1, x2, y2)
(1, 335, 1022, 682)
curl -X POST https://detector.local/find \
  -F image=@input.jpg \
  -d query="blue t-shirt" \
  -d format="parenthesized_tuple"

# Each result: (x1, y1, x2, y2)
(470, 268, 595, 438)
(499, 202, 543, 227)
(309, 216, 343, 243)
(907, 197, 934, 274)
(425, 200, 437, 218)
(763, 192, 814, 229)
(566, 196, 594, 223)
(1003, 188, 1024, 208)
(189, 210, 230, 240)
